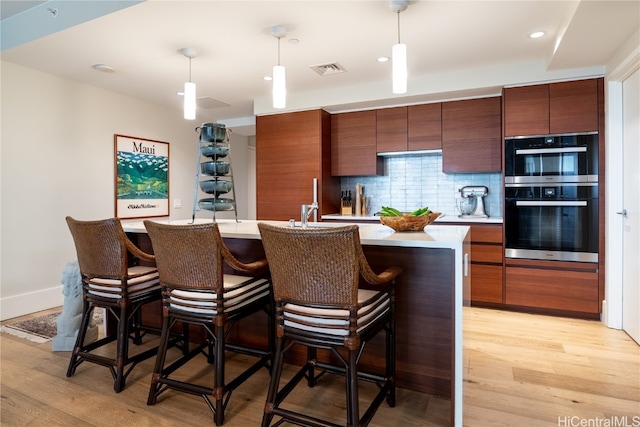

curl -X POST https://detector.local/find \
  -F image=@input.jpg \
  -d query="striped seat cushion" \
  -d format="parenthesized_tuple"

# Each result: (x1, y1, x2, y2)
(168, 275, 270, 315)
(87, 265, 160, 298)
(283, 289, 391, 336)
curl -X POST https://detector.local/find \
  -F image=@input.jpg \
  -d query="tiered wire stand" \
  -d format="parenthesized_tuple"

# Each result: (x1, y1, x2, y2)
(191, 124, 239, 223)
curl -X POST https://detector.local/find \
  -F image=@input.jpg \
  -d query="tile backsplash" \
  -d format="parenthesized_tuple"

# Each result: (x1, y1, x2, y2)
(340, 154, 503, 218)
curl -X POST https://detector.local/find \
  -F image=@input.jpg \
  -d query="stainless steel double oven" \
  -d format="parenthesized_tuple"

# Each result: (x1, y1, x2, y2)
(504, 133, 599, 262)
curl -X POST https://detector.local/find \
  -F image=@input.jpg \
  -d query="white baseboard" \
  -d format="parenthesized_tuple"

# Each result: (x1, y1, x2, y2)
(0, 286, 64, 321)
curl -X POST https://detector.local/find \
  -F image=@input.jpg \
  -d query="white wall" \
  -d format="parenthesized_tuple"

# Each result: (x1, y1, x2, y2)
(603, 29, 640, 329)
(0, 61, 251, 320)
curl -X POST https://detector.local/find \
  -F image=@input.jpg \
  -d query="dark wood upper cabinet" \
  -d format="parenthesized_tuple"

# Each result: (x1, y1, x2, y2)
(549, 79, 599, 134)
(376, 107, 407, 152)
(331, 110, 382, 176)
(256, 110, 339, 220)
(442, 97, 502, 173)
(503, 85, 549, 136)
(407, 103, 442, 151)
(504, 78, 600, 136)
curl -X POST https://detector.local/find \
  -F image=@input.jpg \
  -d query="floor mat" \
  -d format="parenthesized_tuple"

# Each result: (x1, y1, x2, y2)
(1, 310, 103, 343)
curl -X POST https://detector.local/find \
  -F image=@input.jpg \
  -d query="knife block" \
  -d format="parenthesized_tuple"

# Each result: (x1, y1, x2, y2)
(340, 200, 352, 216)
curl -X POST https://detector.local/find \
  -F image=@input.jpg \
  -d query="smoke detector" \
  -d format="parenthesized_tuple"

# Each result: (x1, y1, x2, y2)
(310, 62, 347, 76)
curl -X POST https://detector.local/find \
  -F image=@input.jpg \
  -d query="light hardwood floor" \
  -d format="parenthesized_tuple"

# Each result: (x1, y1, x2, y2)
(1, 307, 638, 426)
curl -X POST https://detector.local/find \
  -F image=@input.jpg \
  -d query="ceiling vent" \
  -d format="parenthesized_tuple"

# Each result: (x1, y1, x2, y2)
(310, 62, 347, 76)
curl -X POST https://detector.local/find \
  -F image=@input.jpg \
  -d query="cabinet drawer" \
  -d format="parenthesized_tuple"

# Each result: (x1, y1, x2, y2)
(470, 224, 502, 244)
(505, 266, 599, 313)
(471, 264, 503, 304)
(471, 244, 502, 264)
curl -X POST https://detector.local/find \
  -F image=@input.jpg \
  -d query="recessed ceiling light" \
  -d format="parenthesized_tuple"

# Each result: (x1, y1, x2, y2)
(377, 56, 389, 63)
(264, 76, 273, 81)
(92, 63, 115, 73)
(529, 31, 545, 39)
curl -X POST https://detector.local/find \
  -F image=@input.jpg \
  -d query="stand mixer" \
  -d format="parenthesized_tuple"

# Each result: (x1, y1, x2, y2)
(457, 186, 489, 218)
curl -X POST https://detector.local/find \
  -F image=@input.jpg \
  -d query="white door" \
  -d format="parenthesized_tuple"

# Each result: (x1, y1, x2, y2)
(622, 68, 640, 345)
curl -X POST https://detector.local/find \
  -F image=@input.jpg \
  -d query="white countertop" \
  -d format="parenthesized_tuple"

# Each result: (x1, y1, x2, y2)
(322, 213, 503, 224)
(122, 218, 470, 250)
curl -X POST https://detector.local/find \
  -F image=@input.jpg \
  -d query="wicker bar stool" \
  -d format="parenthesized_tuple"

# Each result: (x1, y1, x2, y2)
(65, 216, 163, 393)
(257, 223, 402, 427)
(143, 220, 273, 426)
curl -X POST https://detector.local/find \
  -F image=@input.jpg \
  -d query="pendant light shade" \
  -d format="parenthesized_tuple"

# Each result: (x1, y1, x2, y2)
(272, 64, 286, 109)
(272, 25, 286, 109)
(392, 42, 407, 94)
(181, 47, 198, 120)
(183, 81, 196, 120)
(390, 0, 408, 94)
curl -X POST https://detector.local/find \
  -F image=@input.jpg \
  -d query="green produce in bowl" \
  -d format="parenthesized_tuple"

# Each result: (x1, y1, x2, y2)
(380, 206, 402, 217)
(380, 206, 432, 217)
(409, 207, 432, 216)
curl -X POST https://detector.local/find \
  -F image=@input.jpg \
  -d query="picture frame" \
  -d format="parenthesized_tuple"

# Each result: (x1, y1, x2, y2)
(114, 134, 169, 219)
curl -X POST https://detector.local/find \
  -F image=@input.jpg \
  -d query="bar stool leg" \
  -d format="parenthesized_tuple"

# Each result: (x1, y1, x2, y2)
(262, 335, 285, 427)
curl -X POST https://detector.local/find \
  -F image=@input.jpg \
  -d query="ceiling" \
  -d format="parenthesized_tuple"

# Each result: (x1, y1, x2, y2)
(2, 0, 639, 135)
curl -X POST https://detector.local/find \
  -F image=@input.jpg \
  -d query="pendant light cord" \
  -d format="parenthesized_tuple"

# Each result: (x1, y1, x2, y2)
(188, 57, 192, 83)
(397, 11, 401, 44)
(277, 36, 281, 66)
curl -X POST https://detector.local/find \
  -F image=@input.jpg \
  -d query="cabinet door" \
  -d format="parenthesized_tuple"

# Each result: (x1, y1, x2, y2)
(376, 107, 407, 152)
(503, 85, 549, 136)
(505, 265, 599, 314)
(256, 110, 325, 220)
(408, 103, 442, 150)
(549, 79, 599, 134)
(442, 97, 502, 173)
(471, 264, 503, 304)
(331, 110, 382, 176)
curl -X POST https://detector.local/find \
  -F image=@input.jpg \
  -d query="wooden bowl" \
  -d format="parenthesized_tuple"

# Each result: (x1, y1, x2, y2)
(380, 212, 441, 231)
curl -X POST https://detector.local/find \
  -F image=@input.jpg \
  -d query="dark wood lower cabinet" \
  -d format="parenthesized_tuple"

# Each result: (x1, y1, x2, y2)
(440, 222, 504, 305)
(471, 264, 503, 304)
(505, 259, 599, 317)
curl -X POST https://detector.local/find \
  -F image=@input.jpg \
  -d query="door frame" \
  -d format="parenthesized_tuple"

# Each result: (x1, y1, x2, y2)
(603, 44, 640, 329)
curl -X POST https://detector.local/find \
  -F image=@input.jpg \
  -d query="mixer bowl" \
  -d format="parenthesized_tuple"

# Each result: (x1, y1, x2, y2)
(457, 196, 477, 216)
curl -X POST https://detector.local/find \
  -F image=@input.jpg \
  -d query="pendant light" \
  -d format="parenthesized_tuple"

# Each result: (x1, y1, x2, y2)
(182, 47, 198, 120)
(271, 25, 286, 109)
(390, 0, 408, 94)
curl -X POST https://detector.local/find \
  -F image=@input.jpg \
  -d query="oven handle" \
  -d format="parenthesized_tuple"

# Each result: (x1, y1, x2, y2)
(515, 200, 588, 207)
(515, 146, 587, 155)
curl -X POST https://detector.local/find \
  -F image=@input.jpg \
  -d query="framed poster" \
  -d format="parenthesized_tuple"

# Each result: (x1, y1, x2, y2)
(114, 134, 169, 219)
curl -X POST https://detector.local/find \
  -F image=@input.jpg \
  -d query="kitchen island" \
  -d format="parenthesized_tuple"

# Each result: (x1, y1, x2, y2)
(123, 219, 470, 426)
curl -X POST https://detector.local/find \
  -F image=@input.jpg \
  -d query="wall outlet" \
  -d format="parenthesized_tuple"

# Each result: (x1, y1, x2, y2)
(173, 199, 182, 208)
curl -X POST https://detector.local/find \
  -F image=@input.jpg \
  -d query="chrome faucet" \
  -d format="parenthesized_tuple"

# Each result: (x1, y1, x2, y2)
(301, 178, 319, 228)
(301, 202, 318, 228)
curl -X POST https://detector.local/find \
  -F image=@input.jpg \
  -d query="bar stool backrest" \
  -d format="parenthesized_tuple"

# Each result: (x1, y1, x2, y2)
(66, 216, 129, 280)
(143, 221, 225, 293)
(258, 223, 361, 306)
